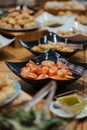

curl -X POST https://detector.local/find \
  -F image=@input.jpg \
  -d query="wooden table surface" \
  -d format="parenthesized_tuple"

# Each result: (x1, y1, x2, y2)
(0, 28, 87, 130)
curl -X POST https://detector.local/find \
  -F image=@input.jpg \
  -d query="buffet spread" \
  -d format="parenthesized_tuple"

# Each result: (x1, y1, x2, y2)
(0, 0, 87, 130)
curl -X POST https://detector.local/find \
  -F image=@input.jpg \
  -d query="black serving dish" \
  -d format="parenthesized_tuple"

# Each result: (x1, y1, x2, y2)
(19, 32, 87, 58)
(5, 50, 86, 89)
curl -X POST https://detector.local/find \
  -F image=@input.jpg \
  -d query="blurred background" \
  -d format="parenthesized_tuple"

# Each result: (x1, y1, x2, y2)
(0, 0, 42, 7)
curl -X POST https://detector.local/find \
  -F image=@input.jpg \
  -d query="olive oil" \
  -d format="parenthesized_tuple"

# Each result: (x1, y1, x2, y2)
(57, 94, 87, 114)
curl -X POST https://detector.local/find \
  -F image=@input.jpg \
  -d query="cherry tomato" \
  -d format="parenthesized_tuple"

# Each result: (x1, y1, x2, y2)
(57, 69, 65, 78)
(41, 66, 49, 74)
(51, 75, 68, 80)
(30, 66, 38, 73)
(24, 72, 37, 79)
(48, 67, 57, 76)
(36, 66, 43, 75)
(37, 74, 49, 79)
(41, 60, 55, 67)
(26, 60, 36, 67)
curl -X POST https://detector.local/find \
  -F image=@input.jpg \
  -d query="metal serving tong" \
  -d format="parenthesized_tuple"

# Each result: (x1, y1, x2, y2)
(64, 38, 83, 50)
(23, 80, 57, 115)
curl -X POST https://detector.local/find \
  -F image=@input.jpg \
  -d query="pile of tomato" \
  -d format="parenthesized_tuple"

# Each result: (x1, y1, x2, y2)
(20, 60, 73, 80)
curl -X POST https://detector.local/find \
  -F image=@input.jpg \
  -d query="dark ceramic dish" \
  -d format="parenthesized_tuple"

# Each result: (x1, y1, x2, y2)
(5, 50, 86, 89)
(19, 32, 87, 57)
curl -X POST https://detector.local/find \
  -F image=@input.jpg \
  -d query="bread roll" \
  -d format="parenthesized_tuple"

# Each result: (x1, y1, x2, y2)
(1, 86, 15, 98)
(7, 79, 15, 88)
(0, 78, 8, 88)
(13, 24, 22, 29)
(0, 78, 15, 88)
(7, 18, 16, 25)
(22, 13, 30, 19)
(6, 23, 13, 28)
(0, 92, 7, 103)
(0, 22, 8, 28)
(8, 12, 20, 18)
(17, 19, 24, 26)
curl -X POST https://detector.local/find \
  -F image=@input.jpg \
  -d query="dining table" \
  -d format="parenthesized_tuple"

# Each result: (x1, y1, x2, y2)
(0, 16, 87, 130)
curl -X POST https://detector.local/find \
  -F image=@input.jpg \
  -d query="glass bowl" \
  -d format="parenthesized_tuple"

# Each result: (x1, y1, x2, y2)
(55, 90, 87, 115)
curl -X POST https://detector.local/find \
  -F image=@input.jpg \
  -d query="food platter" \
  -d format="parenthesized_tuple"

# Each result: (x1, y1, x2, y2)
(19, 32, 82, 58)
(19, 32, 87, 58)
(0, 22, 42, 32)
(5, 50, 86, 89)
(0, 11, 42, 32)
(0, 77, 21, 107)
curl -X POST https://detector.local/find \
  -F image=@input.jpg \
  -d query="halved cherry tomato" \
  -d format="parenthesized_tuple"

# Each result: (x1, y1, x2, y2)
(37, 74, 49, 79)
(30, 66, 38, 73)
(41, 66, 49, 74)
(65, 75, 74, 79)
(26, 60, 36, 67)
(66, 71, 73, 76)
(36, 66, 43, 75)
(57, 61, 64, 67)
(24, 72, 37, 79)
(48, 67, 57, 76)
(41, 60, 55, 67)
(29, 60, 36, 66)
(63, 66, 70, 71)
(21, 67, 30, 75)
(57, 69, 65, 78)
(51, 75, 68, 80)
